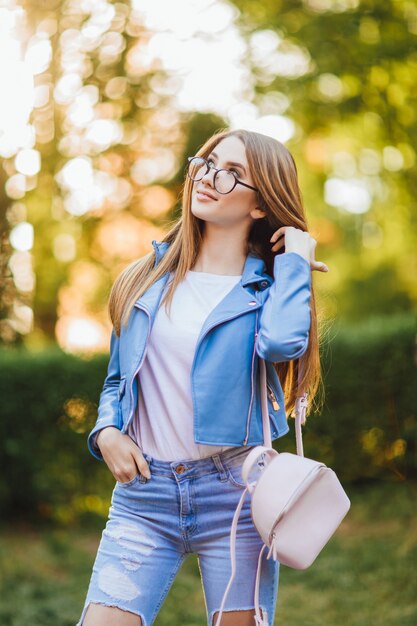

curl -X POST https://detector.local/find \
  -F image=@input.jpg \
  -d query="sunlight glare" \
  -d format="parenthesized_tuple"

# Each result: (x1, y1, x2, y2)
(9, 303, 34, 334)
(10, 222, 34, 251)
(25, 36, 52, 75)
(0, 61, 34, 157)
(57, 157, 94, 190)
(56, 316, 108, 352)
(15, 149, 41, 176)
(134, 0, 236, 37)
(229, 108, 295, 143)
(85, 119, 123, 150)
(53, 233, 77, 262)
(132, 0, 248, 116)
(9, 251, 36, 292)
(54, 73, 83, 105)
(325, 177, 372, 214)
(5, 174, 27, 199)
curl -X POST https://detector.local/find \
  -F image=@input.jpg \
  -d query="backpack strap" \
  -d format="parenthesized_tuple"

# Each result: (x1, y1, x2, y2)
(214, 288, 309, 625)
(254, 543, 270, 625)
(213, 484, 269, 626)
(212, 486, 249, 626)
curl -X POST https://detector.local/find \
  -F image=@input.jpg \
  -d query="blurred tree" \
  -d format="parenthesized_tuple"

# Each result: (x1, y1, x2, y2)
(1, 1, 212, 349)
(3, 0, 416, 350)
(231, 0, 417, 321)
(0, 168, 19, 344)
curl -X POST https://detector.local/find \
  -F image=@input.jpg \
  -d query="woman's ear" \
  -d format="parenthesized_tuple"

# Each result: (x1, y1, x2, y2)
(250, 207, 267, 220)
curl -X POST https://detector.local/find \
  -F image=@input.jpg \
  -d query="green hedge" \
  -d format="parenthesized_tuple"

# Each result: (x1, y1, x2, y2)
(0, 347, 115, 525)
(280, 312, 417, 483)
(0, 312, 416, 524)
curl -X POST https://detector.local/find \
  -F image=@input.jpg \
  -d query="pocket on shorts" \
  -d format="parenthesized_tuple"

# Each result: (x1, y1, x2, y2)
(224, 447, 264, 489)
(116, 472, 142, 487)
(224, 453, 250, 488)
(226, 464, 246, 488)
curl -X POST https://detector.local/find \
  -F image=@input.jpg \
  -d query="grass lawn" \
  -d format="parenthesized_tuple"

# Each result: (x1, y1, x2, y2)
(0, 481, 416, 626)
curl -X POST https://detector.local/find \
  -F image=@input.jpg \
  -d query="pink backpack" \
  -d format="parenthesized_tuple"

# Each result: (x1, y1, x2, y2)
(214, 358, 351, 626)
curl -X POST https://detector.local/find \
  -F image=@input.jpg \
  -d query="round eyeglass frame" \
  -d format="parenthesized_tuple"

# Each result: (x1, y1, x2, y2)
(187, 156, 259, 195)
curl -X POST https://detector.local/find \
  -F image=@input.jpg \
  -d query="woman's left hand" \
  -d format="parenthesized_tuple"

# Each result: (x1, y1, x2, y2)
(270, 226, 329, 273)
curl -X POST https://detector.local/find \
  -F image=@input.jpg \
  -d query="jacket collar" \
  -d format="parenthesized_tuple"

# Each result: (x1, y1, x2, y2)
(151, 239, 273, 289)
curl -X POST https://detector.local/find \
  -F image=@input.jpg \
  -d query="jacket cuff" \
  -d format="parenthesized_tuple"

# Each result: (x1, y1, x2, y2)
(275, 251, 311, 278)
(87, 422, 121, 461)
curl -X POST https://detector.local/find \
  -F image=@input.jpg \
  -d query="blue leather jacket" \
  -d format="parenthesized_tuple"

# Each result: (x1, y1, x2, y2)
(88, 239, 312, 461)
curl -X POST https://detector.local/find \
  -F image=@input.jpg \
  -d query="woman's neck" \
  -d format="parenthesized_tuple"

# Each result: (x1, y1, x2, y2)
(192, 229, 248, 275)
(192, 246, 246, 275)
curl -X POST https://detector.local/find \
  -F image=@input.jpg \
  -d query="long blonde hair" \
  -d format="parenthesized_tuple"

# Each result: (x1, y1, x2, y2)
(109, 127, 325, 419)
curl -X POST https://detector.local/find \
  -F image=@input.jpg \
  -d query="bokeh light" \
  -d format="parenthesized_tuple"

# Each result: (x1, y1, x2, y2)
(10, 222, 34, 251)
(1, 0, 415, 355)
(56, 316, 109, 352)
(324, 177, 372, 214)
(9, 251, 35, 292)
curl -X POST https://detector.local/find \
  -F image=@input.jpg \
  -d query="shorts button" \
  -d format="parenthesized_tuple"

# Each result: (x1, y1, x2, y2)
(175, 464, 186, 474)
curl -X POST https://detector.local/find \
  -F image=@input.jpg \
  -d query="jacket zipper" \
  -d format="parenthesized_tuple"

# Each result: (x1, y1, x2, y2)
(125, 285, 263, 443)
(243, 311, 259, 445)
(190, 303, 262, 445)
(121, 301, 151, 435)
(266, 382, 280, 411)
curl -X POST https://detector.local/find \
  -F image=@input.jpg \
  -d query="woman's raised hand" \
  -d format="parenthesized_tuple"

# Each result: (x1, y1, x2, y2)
(96, 427, 151, 482)
(270, 226, 329, 273)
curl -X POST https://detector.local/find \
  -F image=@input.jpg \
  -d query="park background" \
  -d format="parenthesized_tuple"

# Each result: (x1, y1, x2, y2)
(0, 0, 416, 624)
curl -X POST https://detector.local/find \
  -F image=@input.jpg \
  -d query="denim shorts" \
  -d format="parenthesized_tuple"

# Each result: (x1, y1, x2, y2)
(76, 445, 280, 626)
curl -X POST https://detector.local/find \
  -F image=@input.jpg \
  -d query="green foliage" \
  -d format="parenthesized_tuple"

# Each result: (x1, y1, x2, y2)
(3, 0, 417, 348)
(232, 0, 417, 322)
(0, 312, 416, 525)
(280, 311, 417, 483)
(0, 345, 116, 524)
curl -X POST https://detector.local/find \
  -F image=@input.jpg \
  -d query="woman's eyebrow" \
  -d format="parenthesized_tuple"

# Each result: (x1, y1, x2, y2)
(210, 151, 247, 176)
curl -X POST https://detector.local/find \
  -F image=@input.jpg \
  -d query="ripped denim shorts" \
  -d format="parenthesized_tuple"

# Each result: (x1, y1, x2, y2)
(76, 445, 279, 626)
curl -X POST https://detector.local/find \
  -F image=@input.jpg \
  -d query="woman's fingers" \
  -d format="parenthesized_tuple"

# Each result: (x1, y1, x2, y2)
(270, 226, 286, 252)
(309, 239, 324, 271)
(269, 226, 329, 272)
(270, 226, 286, 243)
(99, 429, 152, 482)
(271, 237, 285, 252)
(312, 261, 329, 272)
(133, 448, 151, 479)
(309, 239, 329, 271)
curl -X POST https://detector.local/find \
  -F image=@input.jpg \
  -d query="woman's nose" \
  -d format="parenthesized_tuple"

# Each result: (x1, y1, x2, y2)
(201, 164, 216, 185)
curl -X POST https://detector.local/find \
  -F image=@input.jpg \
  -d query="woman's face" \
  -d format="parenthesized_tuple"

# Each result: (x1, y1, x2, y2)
(190, 135, 265, 228)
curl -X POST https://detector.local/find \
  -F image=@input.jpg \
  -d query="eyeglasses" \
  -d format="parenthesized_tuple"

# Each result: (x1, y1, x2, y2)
(186, 156, 259, 195)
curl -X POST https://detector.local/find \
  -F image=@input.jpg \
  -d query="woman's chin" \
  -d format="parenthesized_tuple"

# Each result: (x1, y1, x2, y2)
(190, 203, 214, 219)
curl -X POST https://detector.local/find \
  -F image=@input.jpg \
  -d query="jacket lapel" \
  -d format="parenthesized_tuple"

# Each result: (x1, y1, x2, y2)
(133, 240, 273, 327)
(194, 253, 271, 339)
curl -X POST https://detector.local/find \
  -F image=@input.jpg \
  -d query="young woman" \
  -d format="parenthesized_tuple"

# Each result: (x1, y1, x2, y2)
(76, 128, 328, 626)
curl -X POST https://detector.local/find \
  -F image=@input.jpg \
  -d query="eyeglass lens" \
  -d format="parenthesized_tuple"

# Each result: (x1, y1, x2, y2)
(188, 157, 236, 194)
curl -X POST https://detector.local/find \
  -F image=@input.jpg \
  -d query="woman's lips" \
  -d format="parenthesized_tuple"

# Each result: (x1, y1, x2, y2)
(196, 191, 216, 201)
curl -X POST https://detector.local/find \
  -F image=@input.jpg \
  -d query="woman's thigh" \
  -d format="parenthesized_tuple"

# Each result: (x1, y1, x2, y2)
(190, 451, 280, 626)
(76, 473, 187, 626)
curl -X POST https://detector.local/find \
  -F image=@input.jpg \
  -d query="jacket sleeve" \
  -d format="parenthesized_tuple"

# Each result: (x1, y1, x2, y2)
(87, 328, 123, 461)
(256, 252, 312, 363)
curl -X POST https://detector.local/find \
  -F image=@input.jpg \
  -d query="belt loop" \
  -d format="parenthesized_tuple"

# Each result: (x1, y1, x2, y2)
(143, 452, 153, 465)
(212, 453, 228, 481)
